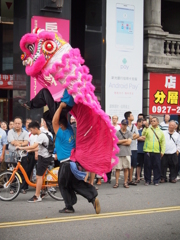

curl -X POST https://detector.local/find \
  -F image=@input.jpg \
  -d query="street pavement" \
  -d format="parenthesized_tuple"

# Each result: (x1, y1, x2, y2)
(0, 174, 180, 240)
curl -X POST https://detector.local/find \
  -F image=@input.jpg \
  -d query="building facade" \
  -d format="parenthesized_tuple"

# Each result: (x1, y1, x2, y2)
(0, 0, 180, 123)
(144, 0, 180, 122)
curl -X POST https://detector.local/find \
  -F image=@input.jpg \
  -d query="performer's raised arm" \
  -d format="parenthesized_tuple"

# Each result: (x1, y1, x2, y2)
(52, 102, 67, 134)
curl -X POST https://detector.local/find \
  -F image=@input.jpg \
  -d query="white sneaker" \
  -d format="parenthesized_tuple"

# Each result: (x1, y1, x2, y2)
(27, 195, 42, 203)
(49, 187, 56, 193)
(176, 176, 180, 180)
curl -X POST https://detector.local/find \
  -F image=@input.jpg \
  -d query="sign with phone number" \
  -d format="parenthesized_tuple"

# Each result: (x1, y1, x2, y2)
(149, 73, 180, 115)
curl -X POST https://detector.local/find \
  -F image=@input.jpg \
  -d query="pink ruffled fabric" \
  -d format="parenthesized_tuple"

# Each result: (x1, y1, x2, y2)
(39, 48, 119, 181)
(70, 103, 118, 181)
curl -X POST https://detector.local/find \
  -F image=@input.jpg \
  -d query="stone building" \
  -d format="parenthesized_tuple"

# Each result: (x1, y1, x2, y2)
(144, 0, 180, 121)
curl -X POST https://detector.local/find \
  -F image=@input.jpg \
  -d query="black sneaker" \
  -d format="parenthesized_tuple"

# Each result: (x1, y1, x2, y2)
(92, 197, 101, 214)
(27, 195, 42, 203)
(40, 191, 48, 199)
(18, 99, 31, 110)
(59, 207, 75, 213)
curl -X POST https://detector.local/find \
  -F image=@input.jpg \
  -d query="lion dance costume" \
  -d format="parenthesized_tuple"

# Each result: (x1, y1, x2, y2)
(20, 28, 119, 181)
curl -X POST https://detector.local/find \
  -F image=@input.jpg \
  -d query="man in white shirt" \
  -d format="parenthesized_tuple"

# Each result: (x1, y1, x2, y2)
(8, 117, 29, 193)
(18, 121, 52, 202)
(160, 121, 180, 183)
(160, 114, 170, 131)
(112, 115, 120, 131)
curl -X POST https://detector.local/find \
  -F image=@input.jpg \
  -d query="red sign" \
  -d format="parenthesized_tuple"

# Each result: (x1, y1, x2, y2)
(0, 74, 13, 89)
(149, 73, 180, 115)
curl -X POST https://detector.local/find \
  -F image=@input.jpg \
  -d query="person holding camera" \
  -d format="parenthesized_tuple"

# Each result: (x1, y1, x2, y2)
(136, 119, 145, 183)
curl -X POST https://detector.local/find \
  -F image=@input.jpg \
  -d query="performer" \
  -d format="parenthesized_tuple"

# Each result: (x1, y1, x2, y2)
(19, 28, 119, 180)
(52, 102, 100, 214)
(19, 88, 74, 134)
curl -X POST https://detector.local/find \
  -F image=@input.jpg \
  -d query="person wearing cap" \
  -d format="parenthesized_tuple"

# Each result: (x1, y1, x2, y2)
(113, 119, 133, 188)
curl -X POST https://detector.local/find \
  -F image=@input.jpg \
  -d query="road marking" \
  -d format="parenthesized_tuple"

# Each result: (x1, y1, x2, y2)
(0, 206, 180, 229)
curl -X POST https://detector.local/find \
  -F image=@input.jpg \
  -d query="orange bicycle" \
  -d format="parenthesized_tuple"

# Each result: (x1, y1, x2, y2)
(0, 150, 63, 201)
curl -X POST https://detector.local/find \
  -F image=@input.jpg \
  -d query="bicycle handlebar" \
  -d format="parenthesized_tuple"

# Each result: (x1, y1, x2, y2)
(14, 149, 27, 161)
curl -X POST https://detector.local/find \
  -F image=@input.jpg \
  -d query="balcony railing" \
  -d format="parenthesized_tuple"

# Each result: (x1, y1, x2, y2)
(164, 34, 180, 56)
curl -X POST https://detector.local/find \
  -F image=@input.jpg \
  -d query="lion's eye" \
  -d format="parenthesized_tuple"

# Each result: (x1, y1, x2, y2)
(27, 44, 34, 54)
(42, 40, 56, 55)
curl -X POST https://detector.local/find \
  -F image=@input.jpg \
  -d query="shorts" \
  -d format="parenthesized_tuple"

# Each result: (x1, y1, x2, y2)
(131, 150, 137, 168)
(114, 156, 131, 170)
(137, 153, 144, 167)
(37, 155, 52, 176)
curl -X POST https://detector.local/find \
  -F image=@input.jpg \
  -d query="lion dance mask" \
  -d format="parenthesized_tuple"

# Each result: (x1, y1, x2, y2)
(20, 28, 119, 181)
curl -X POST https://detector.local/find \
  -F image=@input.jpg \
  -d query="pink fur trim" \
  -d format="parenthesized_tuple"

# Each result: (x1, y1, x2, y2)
(41, 48, 119, 177)
(20, 34, 38, 54)
(38, 31, 55, 40)
(26, 55, 46, 76)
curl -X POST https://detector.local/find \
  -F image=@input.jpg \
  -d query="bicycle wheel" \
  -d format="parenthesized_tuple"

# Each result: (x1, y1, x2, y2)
(0, 171, 21, 201)
(47, 182, 63, 201)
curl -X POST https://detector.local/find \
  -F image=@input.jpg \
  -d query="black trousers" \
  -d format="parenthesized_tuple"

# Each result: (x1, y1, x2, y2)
(161, 153, 178, 181)
(144, 152, 161, 184)
(58, 161, 98, 209)
(29, 88, 72, 134)
(27, 152, 37, 178)
(106, 171, 112, 181)
(19, 153, 36, 190)
(29, 88, 72, 120)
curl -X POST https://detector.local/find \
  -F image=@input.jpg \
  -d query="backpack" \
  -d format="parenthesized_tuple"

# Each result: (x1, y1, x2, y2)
(41, 133, 54, 154)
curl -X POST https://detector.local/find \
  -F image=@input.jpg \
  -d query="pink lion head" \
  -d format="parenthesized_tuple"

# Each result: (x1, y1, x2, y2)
(20, 28, 67, 77)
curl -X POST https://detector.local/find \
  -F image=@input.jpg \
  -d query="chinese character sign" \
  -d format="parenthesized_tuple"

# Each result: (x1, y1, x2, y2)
(30, 16, 70, 100)
(149, 73, 180, 114)
(31, 16, 70, 42)
(0, 74, 13, 89)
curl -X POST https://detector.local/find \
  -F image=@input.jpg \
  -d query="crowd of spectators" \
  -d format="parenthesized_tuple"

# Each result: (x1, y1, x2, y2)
(109, 113, 180, 188)
(0, 112, 180, 192)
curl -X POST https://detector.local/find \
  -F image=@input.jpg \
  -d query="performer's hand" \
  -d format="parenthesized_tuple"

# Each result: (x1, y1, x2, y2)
(60, 102, 67, 108)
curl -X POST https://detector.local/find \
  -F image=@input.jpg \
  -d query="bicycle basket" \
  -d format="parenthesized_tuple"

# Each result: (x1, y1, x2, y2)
(5, 151, 18, 163)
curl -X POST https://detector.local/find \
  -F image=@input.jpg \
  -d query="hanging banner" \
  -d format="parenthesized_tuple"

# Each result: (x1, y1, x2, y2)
(105, 0, 144, 121)
(30, 16, 70, 100)
(149, 73, 180, 115)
